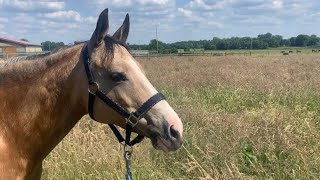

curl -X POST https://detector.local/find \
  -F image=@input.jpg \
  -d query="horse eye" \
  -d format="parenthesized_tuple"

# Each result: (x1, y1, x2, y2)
(110, 72, 127, 82)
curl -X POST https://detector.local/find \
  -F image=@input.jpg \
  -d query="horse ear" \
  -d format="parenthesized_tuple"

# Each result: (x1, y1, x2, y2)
(89, 8, 109, 50)
(113, 14, 129, 44)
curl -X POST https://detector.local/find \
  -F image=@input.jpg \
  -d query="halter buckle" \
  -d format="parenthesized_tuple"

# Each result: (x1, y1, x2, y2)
(88, 82, 99, 95)
(126, 113, 139, 127)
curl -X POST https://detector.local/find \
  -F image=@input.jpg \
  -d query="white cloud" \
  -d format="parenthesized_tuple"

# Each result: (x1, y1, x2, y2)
(82, 16, 97, 24)
(188, 0, 228, 10)
(177, 8, 223, 28)
(272, 0, 283, 9)
(40, 1, 65, 10)
(0, 0, 65, 11)
(13, 13, 35, 23)
(65, 23, 79, 29)
(92, 0, 132, 7)
(177, 8, 193, 18)
(43, 10, 81, 21)
(207, 21, 223, 28)
(184, 0, 304, 14)
(177, 7, 203, 22)
(42, 10, 97, 24)
(178, 0, 318, 30)
(92, 0, 171, 7)
(138, 0, 170, 6)
(239, 16, 283, 25)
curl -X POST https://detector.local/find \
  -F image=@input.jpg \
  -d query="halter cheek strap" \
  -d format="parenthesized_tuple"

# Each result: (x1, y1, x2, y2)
(82, 43, 165, 146)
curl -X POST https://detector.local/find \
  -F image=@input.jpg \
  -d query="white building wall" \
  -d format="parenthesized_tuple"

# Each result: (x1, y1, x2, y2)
(35, 47, 42, 52)
(16, 47, 26, 53)
(26, 47, 42, 52)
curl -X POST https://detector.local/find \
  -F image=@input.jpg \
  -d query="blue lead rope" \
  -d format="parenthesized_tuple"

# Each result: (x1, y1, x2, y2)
(125, 172, 133, 180)
(124, 150, 133, 180)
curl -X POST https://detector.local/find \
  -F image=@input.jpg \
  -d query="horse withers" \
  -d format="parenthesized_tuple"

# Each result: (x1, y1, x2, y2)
(0, 9, 183, 179)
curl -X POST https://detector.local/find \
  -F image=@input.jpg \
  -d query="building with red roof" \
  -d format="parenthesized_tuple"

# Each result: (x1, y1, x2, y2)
(0, 37, 42, 58)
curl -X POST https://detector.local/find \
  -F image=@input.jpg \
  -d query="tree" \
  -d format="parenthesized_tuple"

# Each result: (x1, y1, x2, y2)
(256, 33, 282, 48)
(216, 39, 227, 50)
(308, 35, 319, 46)
(20, 38, 29, 42)
(239, 37, 251, 49)
(228, 38, 240, 49)
(41, 41, 65, 51)
(258, 33, 272, 40)
(289, 37, 296, 46)
(252, 39, 268, 49)
(295, 34, 309, 47)
(204, 41, 216, 50)
(258, 33, 273, 48)
(280, 39, 290, 46)
(271, 35, 282, 47)
(149, 39, 169, 53)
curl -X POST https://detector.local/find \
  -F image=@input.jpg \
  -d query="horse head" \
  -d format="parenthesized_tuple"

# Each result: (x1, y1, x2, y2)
(83, 9, 183, 152)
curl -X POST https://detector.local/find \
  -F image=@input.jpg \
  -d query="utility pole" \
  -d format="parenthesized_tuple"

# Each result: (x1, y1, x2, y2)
(156, 24, 159, 54)
(250, 37, 252, 56)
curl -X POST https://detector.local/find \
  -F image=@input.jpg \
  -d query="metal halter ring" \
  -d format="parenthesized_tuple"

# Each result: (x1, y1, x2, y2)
(88, 82, 99, 94)
(124, 144, 133, 154)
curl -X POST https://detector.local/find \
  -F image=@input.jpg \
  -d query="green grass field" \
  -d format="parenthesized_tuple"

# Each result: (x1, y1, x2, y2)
(43, 54, 320, 179)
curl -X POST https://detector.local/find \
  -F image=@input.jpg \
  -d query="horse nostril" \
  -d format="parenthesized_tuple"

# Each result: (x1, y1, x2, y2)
(169, 125, 180, 140)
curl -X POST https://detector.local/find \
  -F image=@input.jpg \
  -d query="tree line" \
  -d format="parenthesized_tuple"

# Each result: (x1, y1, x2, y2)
(129, 33, 320, 53)
(40, 33, 320, 53)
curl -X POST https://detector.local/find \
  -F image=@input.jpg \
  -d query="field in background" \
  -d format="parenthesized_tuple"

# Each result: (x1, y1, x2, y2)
(204, 47, 320, 54)
(132, 47, 320, 58)
(43, 54, 320, 179)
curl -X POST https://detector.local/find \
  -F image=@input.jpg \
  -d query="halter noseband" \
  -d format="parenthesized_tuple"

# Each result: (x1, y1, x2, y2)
(82, 43, 166, 146)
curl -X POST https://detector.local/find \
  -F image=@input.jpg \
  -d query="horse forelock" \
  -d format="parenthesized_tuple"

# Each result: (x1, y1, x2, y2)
(101, 35, 131, 61)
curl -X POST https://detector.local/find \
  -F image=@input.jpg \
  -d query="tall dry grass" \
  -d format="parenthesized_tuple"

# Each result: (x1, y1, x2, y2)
(43, 54, 320, 179)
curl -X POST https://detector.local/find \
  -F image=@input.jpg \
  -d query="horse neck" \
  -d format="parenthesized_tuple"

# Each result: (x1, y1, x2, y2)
(0, 45, 88, 163)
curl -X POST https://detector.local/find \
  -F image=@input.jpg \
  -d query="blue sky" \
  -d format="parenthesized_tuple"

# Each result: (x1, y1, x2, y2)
(0, 0, 319, 45)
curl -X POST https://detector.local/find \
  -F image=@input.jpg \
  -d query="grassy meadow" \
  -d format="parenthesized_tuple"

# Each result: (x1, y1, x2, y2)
(43, 54, 320, 179)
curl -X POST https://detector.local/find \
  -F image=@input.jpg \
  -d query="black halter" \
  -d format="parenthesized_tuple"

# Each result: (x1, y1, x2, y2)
(82, 43, 166, 146)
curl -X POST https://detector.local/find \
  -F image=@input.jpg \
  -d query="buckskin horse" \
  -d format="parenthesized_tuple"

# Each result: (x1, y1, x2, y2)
(0, 9, 183, 179)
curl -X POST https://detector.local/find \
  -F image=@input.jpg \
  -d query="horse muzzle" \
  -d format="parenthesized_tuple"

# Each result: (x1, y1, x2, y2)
(148, 123, 183, 152)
